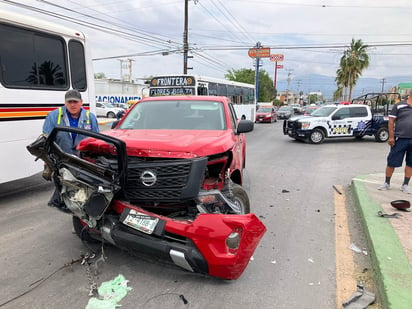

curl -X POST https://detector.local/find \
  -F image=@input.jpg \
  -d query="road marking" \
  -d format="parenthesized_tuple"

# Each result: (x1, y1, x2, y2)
(334, 184, 357, 309)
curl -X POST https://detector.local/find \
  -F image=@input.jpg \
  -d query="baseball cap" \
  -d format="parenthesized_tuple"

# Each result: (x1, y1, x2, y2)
(65, 89, 82, 102)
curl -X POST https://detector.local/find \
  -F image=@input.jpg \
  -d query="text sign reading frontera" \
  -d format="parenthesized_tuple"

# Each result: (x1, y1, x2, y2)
(150, 76, 195, 87)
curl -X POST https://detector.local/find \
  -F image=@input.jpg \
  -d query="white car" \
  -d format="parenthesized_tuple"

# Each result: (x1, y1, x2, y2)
(95, 102, 124, 118)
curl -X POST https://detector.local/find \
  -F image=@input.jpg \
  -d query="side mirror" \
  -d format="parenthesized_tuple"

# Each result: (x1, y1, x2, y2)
(111, 120, 120, 129)
(237, 120, 254, 134)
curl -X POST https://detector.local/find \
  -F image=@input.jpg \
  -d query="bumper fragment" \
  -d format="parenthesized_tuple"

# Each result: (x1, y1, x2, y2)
(111, 200, 266, 280)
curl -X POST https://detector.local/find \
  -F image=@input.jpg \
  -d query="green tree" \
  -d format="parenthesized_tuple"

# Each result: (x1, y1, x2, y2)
(308, 94, 318, 104)
(335, 38, 369, 101)
(225, 68, 276, 102)
(94, 72, 107, 79)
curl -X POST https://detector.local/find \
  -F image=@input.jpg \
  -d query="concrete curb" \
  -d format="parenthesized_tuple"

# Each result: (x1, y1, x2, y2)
(352, 175, 412, 309)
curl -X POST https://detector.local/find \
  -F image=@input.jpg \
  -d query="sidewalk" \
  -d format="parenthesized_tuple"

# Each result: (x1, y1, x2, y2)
(352, 173, 412, 309)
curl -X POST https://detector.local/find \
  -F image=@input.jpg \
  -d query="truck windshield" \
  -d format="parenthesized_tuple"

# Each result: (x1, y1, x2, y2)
(311, 106, 337, 117)
(119, 100, 226, 130)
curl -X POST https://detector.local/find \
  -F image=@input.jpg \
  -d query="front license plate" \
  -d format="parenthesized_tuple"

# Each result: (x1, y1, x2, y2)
(122, 209, 159, 234)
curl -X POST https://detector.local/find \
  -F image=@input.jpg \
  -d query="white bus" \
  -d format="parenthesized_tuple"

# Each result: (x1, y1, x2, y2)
(149, 75, 256, 121)
(0, 9, 96, 184)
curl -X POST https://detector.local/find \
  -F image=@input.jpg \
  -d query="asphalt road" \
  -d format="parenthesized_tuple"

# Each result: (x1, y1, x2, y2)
(0, 121, 388, 309)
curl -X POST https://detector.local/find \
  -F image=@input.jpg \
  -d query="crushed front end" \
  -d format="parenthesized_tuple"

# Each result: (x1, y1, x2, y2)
(27, 127, 266, 280)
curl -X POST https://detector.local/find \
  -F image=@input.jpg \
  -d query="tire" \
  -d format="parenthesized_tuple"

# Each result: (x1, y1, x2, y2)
(72, 216, 99, 243)
(282, 120, 288, 135)
(107, 111, 116, 118)
(375, 127, 389, 142)
(309, 129, 325, 144)
(228, 184, 250, 214)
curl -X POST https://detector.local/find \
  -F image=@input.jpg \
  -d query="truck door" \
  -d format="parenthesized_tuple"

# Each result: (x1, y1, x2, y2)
(329, 107, 353, 137)
(349, 106, 370, 136)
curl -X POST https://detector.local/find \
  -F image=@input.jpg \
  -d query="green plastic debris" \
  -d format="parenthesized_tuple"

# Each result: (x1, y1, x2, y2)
(86, 274, 132, 309)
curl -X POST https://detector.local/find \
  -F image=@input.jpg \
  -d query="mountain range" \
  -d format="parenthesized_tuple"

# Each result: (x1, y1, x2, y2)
(275, 74, 412, 100)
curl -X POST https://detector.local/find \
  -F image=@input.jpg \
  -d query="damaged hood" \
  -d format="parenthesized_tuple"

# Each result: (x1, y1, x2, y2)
(89, 129, 236, 158)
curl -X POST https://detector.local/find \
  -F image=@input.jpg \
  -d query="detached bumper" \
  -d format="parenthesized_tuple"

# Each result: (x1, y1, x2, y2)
(108, 200, 266, 280)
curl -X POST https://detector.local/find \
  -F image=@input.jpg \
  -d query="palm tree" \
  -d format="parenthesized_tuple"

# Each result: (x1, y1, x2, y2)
(335, 38, 369, 101)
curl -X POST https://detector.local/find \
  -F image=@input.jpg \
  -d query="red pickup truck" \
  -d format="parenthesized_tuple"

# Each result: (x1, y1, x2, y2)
(29, 95, 266, 280)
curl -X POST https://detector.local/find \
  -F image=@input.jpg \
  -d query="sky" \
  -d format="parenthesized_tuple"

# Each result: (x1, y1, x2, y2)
(1, 0, 412, 97)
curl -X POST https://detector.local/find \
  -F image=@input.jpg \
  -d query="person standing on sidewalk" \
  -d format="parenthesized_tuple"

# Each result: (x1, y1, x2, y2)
(378, 90, 412, 193)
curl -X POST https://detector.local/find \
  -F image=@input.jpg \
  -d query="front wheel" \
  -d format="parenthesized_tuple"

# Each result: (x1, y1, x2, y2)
(309, 129, 325, 144)
(228, 184, 250, 214)
(107, 111, 116, 118)
(375, 127, 389, 142)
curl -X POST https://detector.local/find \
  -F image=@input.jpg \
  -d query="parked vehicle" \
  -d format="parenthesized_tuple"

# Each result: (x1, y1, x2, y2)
(277, 106, 294, 119)
(96, 102, 124, 118)
(283, 93, 400, 144)
(27, 95, 266, 280)
(0, 9, 95, 184)
(290, 103, 303, 114)
(256, 105, 277, 123)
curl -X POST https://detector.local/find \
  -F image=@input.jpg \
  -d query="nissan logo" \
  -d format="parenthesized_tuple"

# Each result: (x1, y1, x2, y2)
(140, 170, 157, 187)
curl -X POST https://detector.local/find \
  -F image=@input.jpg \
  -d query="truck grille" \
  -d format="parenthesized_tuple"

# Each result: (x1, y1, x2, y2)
(123, 157, 207, 203)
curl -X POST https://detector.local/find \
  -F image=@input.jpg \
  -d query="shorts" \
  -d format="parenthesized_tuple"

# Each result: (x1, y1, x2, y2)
(387, 138, 412, 167)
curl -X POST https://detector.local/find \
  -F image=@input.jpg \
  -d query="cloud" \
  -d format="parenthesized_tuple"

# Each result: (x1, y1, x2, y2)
(2, 0, 412, 95)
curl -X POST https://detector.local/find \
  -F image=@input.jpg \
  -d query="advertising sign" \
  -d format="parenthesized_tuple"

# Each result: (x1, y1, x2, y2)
(248, 47, 271, 58)
(270, 54, 284, 62)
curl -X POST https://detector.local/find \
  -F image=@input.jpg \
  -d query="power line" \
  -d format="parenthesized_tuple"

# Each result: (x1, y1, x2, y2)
(1, 0, 182, 50)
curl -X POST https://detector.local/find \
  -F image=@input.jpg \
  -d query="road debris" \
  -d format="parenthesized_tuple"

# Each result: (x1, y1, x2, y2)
(281, 189, 290, 193)
(342, 284, 375, 308)
(349, 243, 362, 254)
(86, 274, 132, 309)
(332, 185, 342, 195)
(377, 211, 401, 218)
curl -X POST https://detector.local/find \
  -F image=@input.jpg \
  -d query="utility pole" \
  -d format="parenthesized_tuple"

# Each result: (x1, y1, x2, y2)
(381, 78, 386, 93)
(183, 0, 194, 74)
(254, 42, 262, 104)
(285, 69, 293, 104)
(295, 79, 302, 104)
(183, 0, 189, 74)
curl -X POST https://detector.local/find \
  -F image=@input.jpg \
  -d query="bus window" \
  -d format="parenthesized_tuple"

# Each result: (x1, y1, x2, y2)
(69, 40, 87, 90)
(0, 23, 68, 89)
(217, 84, 227, 96)
(197, 85, 208, 95)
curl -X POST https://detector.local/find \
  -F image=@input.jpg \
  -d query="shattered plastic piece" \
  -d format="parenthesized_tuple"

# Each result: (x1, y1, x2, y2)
(362, 250, 368, 256)
(377, 211, 401, 218)
(308, 258, 314, 263)
(271, 260, 276, 264)
(285, 198, 290, 201)
(250, 256, 254, 261)
(309, 282, 314, 286)
(349, 243, 362, 254)
(387, 257, 392, 260)
(86, 274, 132, 309)
(342, 284, 375, 308)
(281, 189, 290, 193)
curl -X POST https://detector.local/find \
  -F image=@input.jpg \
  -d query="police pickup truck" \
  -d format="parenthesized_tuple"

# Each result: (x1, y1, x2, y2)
(283, 93, 399, 144)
